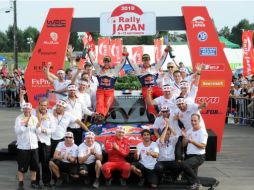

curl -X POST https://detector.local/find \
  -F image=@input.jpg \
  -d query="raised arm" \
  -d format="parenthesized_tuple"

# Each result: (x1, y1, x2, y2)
(113, 47, 128, 74)
(154, 44, 170, 71)
(85, 46, 101, 73)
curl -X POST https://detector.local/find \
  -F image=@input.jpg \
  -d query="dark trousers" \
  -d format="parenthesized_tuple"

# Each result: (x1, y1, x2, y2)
(36, 142, 51, 184)
(180, 154, 205, 184)
(67, 127, 83, 145)
(50, 139, 63, 158)
(133, 162, 159, 185)
(175, 136, 184, 161)
(155, 161, 180, 180)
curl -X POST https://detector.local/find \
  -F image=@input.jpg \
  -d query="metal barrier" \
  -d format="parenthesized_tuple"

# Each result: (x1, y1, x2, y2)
(226, 97, 254, 126)
(0, 89, 20, 107)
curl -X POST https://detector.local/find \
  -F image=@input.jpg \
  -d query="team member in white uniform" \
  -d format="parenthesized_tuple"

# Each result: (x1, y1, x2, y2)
(64, 84, 93, 145)
(50, 99, 89, 157)
(14, 103, 40, 190)
(173, 97, 207, 132)
(181, 114, 208, 190)
(44, 66, 71, 101)
(49, 132, 79, 186)
(131, 129, 159, 188)
(157, 62, 176, 87)
(84, 63, 99, 112)
(78, 132, 102, 188)
(153, 105, 175, 138)
(147, 84, 177, 112)
(171, 70, 183, 96)
(154, 123, 179, 182)
(20, 91, 55, 187)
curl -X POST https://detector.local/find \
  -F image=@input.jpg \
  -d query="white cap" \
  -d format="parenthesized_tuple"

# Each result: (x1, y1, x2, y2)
(78, 80, 89, 86)
(56, 99, 67, 107)
(161, 105, 169, 112)
(85, 131, 95, 139)
(116, 126, 125, 133)
(22, 102, 32, 109)
(67, 84, 77, 91)
(65, 131, 74, 138)
(176, 98, 185, 105)
(180, 81, 190, 88)
(57, 69, 65, 75)
(163, 85, 173, 92)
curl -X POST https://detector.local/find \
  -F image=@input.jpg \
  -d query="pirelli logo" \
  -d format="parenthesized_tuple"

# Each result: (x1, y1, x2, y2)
(201, 80, 225, 87)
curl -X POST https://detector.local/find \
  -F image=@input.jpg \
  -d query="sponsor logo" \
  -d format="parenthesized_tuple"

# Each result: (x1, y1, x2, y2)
(202, 109, 220, 115)
(33, 61, 53, 72)
(100, 4, 156, 36)
(34, 93, 47, 101)
(192, 16, 206, 28)
(200, 47, 217, 56)
(196, 97, 220, 104)
(202, 64, 225, 71)
(47, 19, 66, 27)
(43, 32, 59, 45)
(37, 48, 56, 56)
(201, 80, 225, 87)
(32, 78, 51, 87)
(197, 31, 208, 42)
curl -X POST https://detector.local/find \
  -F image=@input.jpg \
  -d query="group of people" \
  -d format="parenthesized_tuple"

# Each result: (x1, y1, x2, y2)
(14, 43, 209, 190)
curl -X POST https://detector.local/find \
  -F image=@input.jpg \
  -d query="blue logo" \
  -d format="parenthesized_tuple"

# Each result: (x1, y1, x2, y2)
(200, 47, 217, 56)
(197, 31, 208, 41)
(34, 93, 47, 101)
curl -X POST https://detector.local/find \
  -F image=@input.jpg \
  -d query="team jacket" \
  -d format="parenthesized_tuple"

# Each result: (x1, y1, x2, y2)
(105, 136, 130, 162)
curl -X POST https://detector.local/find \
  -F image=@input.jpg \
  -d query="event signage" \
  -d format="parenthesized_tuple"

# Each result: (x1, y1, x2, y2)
(242, 31, 254, 76)
(24, 8, 73, 107)
(183, 7, 232, 151)
(100, 4, 156, 36)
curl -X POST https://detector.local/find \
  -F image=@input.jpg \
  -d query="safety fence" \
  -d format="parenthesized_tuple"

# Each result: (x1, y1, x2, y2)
(0, 89, 20, 107)
(226, 97, 254, 126)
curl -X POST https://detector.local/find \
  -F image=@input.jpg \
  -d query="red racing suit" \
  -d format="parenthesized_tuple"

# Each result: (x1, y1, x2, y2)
(128, 48, 169, 116)
(88, 50, 127, 117)
(102, 136, 131, 179)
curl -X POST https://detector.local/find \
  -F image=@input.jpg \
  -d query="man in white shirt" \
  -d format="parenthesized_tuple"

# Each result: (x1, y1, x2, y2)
(157, 62, 175, 87)
(44, 64, 72, 101)
(181, 114, 208, 190)
(172, 97, 207, 162)
(50, 99, 89, 157)
(154, 123, 179, 182)
(147, 84, 177, 112)
(131, 129, 159, 188)
(49, 132, 79, 186)
(84, 63, 99, 111)
(78, 132, 102, 188)
(20, 90, 55, 187)
(171, 70, 183, 96)
(14, 102, 40, 190)
(64, 84, 93, 145)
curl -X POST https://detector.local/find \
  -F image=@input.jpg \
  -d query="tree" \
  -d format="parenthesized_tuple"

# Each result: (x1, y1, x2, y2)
(230, 19, 254, 46)
(23, 27, 39, 52)
(6, 25, 25, 52)
(0, 32, 8, 52)
(219, 26, 231, 39)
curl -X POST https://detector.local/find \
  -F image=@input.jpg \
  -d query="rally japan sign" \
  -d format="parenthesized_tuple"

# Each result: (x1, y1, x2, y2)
(100, 4, 156, 36)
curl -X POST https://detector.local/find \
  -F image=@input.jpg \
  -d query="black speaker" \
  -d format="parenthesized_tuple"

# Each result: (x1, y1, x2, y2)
(205, 129, 217, 161)
(8, 140, 17, 154)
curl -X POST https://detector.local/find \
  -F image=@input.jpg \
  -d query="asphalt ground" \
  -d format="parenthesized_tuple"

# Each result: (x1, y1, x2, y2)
(0, 108, 254, 190)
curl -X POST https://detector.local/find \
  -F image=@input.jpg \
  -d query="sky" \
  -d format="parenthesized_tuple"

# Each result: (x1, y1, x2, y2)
(0, 0, 254, 32)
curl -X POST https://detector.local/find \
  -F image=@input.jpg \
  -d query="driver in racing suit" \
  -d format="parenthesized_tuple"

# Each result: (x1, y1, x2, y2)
(85, 46, 128, 122)
(101, 126, 131, 186)
(127, 43, 171, 121)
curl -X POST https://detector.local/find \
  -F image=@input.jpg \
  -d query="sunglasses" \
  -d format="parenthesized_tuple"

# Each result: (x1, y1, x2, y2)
(161, 111, 168, 113)
(167, 66, 174, 68)
(65, 136, 72, 139)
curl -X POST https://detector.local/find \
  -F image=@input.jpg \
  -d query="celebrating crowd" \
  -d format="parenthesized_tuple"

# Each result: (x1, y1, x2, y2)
(14, 43, 209, 190)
